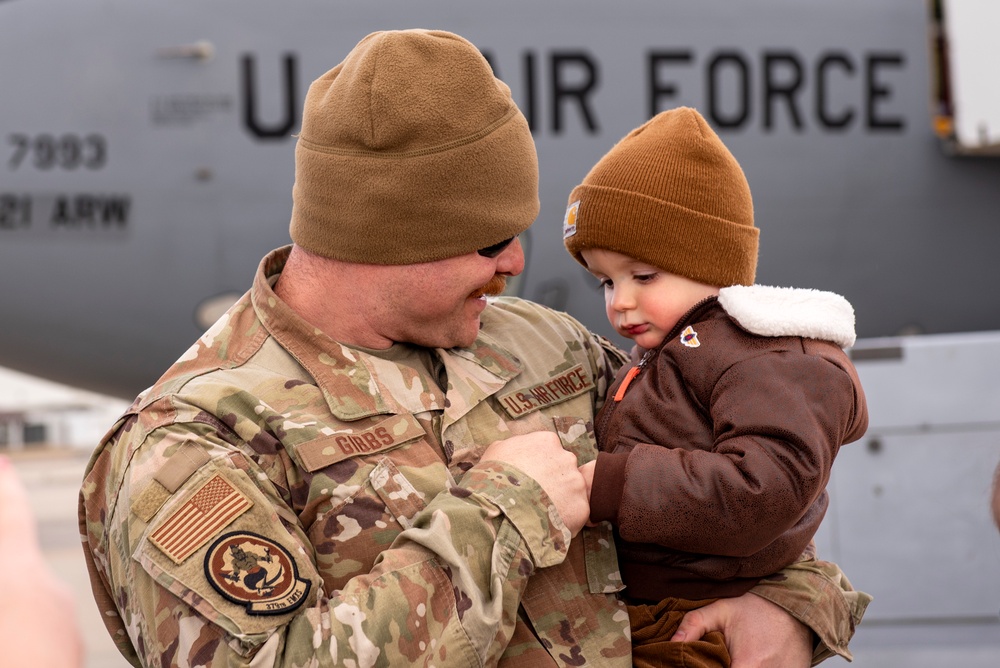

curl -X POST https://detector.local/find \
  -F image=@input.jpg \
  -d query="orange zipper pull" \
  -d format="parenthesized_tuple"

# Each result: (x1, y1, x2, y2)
(613, 366, 640, 401)
(613, 350, 653, 402)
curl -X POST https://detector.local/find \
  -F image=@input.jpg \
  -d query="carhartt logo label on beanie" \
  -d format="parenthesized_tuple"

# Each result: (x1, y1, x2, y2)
(289, 29, 539, 265)
(563, 107, 759, 287)
(563, 201, 580, 239)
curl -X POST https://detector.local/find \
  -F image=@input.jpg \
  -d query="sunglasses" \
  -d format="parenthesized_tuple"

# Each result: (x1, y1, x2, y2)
(477, 235, 517, 258)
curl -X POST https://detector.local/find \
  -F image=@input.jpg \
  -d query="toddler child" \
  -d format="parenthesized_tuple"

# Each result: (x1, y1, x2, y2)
(563, 107, 870, 667)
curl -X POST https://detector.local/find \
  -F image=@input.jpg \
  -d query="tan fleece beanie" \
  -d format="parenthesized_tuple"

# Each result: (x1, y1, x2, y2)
(289, 29, 538, 265)
(563, 107, 758, 287)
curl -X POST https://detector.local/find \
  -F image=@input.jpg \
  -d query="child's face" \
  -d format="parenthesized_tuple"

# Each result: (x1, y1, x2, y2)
(581, 248, 720, 349)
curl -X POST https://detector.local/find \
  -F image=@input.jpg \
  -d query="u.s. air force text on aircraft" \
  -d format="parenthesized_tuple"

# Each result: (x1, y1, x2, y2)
(236, 48, 907, 140)
(485, 49, 905, 133)
(0, 45, 905, 236)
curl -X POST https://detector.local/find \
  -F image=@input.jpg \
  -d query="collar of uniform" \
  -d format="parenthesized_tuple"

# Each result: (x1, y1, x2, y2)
(251, 247, 523, 421)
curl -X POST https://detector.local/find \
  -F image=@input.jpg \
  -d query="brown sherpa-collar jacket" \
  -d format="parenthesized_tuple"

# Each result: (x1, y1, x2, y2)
(590, 286, 869, 602)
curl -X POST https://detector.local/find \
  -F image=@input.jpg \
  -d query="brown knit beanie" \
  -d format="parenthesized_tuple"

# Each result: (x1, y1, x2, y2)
(563, 107, 758, 287)
(290, 29, 539, 265)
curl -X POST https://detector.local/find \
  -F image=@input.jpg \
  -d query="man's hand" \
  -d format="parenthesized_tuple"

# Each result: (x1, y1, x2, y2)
(671, 592, 812, 668)
(0, 456, 83, 667)
(578, 459, 596, 501)
(481, 433, 590, 535)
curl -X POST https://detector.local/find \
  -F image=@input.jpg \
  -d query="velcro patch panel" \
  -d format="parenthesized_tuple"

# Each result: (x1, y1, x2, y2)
(150, 473, 253, 564)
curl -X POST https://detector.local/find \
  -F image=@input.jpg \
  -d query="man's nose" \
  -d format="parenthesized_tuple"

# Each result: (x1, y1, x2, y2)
(495, 237, 525, 276)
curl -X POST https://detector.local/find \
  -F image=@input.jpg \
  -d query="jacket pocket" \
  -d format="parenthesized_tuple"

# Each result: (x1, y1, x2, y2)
(303, 435, 450, 593)
(368, 457, 428, 529)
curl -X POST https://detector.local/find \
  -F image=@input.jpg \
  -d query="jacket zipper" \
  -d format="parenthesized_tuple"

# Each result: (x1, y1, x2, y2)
(613, 349, 653, 402)
(597, 347, 654, 440)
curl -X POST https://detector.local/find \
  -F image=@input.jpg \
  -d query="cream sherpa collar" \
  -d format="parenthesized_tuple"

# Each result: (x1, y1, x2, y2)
(717, 285, 857, 348)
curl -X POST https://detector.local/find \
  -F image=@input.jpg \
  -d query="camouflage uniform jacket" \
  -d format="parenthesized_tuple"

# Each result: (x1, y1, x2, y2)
(80, 247, 869, 667)
(80, 246, 632, 668)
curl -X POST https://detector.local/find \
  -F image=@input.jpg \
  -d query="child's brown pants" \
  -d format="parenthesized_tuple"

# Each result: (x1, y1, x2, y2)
(628, 597, 731, 668)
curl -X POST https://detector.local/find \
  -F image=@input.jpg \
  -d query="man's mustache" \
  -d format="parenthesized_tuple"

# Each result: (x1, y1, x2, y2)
(469, 275, 507, 299)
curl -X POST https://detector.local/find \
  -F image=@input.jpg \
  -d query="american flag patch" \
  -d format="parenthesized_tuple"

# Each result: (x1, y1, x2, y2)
(150, 473, 253, 564)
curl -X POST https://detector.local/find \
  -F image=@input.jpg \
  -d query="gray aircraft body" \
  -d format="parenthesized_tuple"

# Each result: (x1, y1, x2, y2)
(2, 1, 999, 666)
(2, 0, 999, 396)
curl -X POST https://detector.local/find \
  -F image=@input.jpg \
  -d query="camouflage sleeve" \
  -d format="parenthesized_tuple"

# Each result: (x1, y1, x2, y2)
(82, 427, 572, 668)
(749, 549, 872, 665)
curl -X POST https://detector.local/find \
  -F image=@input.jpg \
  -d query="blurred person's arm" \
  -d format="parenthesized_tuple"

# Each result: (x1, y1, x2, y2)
(0, 456, 83, 668)
(992, 461, 1000, 530)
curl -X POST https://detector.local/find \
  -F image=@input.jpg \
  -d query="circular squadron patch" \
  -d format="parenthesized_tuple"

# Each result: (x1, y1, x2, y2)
(205, 532, 310, 615)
